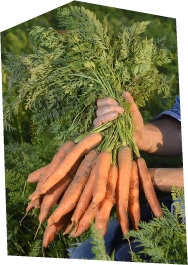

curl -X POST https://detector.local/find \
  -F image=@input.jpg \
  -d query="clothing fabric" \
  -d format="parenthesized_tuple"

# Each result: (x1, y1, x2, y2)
(154, 95, 181, 122)
(69, 195, 173, 261)
(68, 95, 181, 261)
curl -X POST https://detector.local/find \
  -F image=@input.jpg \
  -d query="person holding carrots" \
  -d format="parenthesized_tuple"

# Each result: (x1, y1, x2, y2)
(93, 91, 182, 156)
(69, 91, 183, 261)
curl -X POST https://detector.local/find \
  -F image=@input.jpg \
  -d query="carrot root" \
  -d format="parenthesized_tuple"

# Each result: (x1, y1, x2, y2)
(92, 150, 112, 205)
(39, 133, 102, 194)
(47, 150, 98, 226)
(116, 146, 132, 235)
(136, 157, 163, 218)
(129, 160, 141, 231)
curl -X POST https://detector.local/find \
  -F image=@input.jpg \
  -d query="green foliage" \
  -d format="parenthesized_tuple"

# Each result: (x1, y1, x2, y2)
(125, 189, 187, 264)
(2, 1, 178, 146)
(90, 222, 114, 261)
(3, 5, 172, 153)
(128, 210, 187, 263)
(2, 1, 181, 259)
(90, 188, 187, 264)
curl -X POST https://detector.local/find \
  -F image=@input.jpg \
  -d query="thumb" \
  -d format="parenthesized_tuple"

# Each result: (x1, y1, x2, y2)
(122, 90, 142, 121)
(122, 91, 134, 103)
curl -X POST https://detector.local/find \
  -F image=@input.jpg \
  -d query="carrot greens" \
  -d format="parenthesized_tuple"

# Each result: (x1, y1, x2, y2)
(54, 5, 171, 160)
(4, 5, 175, 254)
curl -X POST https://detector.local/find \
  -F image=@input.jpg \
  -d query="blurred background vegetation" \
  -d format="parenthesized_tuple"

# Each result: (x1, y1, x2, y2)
(1, 0, 182, 259)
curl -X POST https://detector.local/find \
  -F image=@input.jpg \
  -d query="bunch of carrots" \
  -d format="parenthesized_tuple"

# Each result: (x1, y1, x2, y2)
(15, 6, 171, 252)
(23, 118, 163, 248)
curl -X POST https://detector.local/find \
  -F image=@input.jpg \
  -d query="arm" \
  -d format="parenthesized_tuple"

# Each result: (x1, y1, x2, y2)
(143, 116, 182, 156)
(93, 91, 182, 156)
(148, 167, 183, 192)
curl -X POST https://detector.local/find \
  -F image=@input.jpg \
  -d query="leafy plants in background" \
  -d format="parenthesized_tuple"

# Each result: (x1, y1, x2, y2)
(2, 1, 184, 262)
(90, 187, 187, 264)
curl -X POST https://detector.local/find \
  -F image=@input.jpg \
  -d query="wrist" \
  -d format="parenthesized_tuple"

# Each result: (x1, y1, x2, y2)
(140, 123, 162, 154)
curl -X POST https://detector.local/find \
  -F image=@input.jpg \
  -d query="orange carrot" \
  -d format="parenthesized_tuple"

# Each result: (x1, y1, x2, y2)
(34, 159, 82, 239)
(71, 158, 97, 225)
(20, 191, 42, 226)
(26, 140, 75, 207)
(92, 150, 112, 205)
(70, 201, 97, 238)
(38, 132, 102, 194)
(42, 224, 59, 248)
(26, 164, 49, 183)
(116, 146, 132, 235)
(28, 189, 40, 201)
(20, 195, 43, 225)
(26, 197, 41, 212)
(36, 140, 75, 193)
(28, 140, 74, 198)
(38, 155, 82, 225)
(42, 211, 73, 248)
(47, 150, 98, 226)
(129, 160, 140, 231)
(95, 163, 118, 235)
(136, 157, 163, 218)
(38, 171, 74, 224)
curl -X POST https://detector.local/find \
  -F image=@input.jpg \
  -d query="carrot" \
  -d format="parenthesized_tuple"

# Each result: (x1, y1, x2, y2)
(71, 158, 97, 225)
(70, 201, 97, 238)
(129, 160, 140, 231)
(25, 143, 81, 226)
(35, 140, 75, 193)
(92, 150, 112, 205)
(38, 132, 102, 194)
(42, 224, 59, 248)
(26, 197, 41, 212)
(27, 164, 49, 183)
(26, 140, 75, 206)
(34, 165, 80, 239)
(20, 190, 42, 226)
(38, 171, 73, 224)
(38, 155, 81, 226)
(28, 189, 41, 201)
(95, 163, 118, 235)
(116, 146, 132, 235)
(47, 149, 99, 226)
(20, 196, 43, 225)
(136, 157, 163, 218)
(42, 211, 73, 248)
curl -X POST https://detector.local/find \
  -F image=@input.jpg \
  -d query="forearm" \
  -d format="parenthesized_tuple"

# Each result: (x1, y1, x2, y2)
(142, 116, 182, 156)
(148, 167, 184, 192)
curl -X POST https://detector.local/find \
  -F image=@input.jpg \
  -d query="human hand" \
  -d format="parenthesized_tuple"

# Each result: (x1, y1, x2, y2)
(93, 97, 124, 128)
(93, 91, 146, 151)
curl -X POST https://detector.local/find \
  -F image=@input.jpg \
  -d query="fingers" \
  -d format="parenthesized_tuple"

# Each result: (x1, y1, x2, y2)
(97, 97, 119, 107)
(93, 92, 142, 129)
(93, 97, 124, 128)
(93, 111, 119, 128)
(96, 105, 124, 117)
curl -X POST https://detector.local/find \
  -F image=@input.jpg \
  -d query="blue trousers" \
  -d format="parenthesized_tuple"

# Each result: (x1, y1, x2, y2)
(69, 194, 172, 261)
